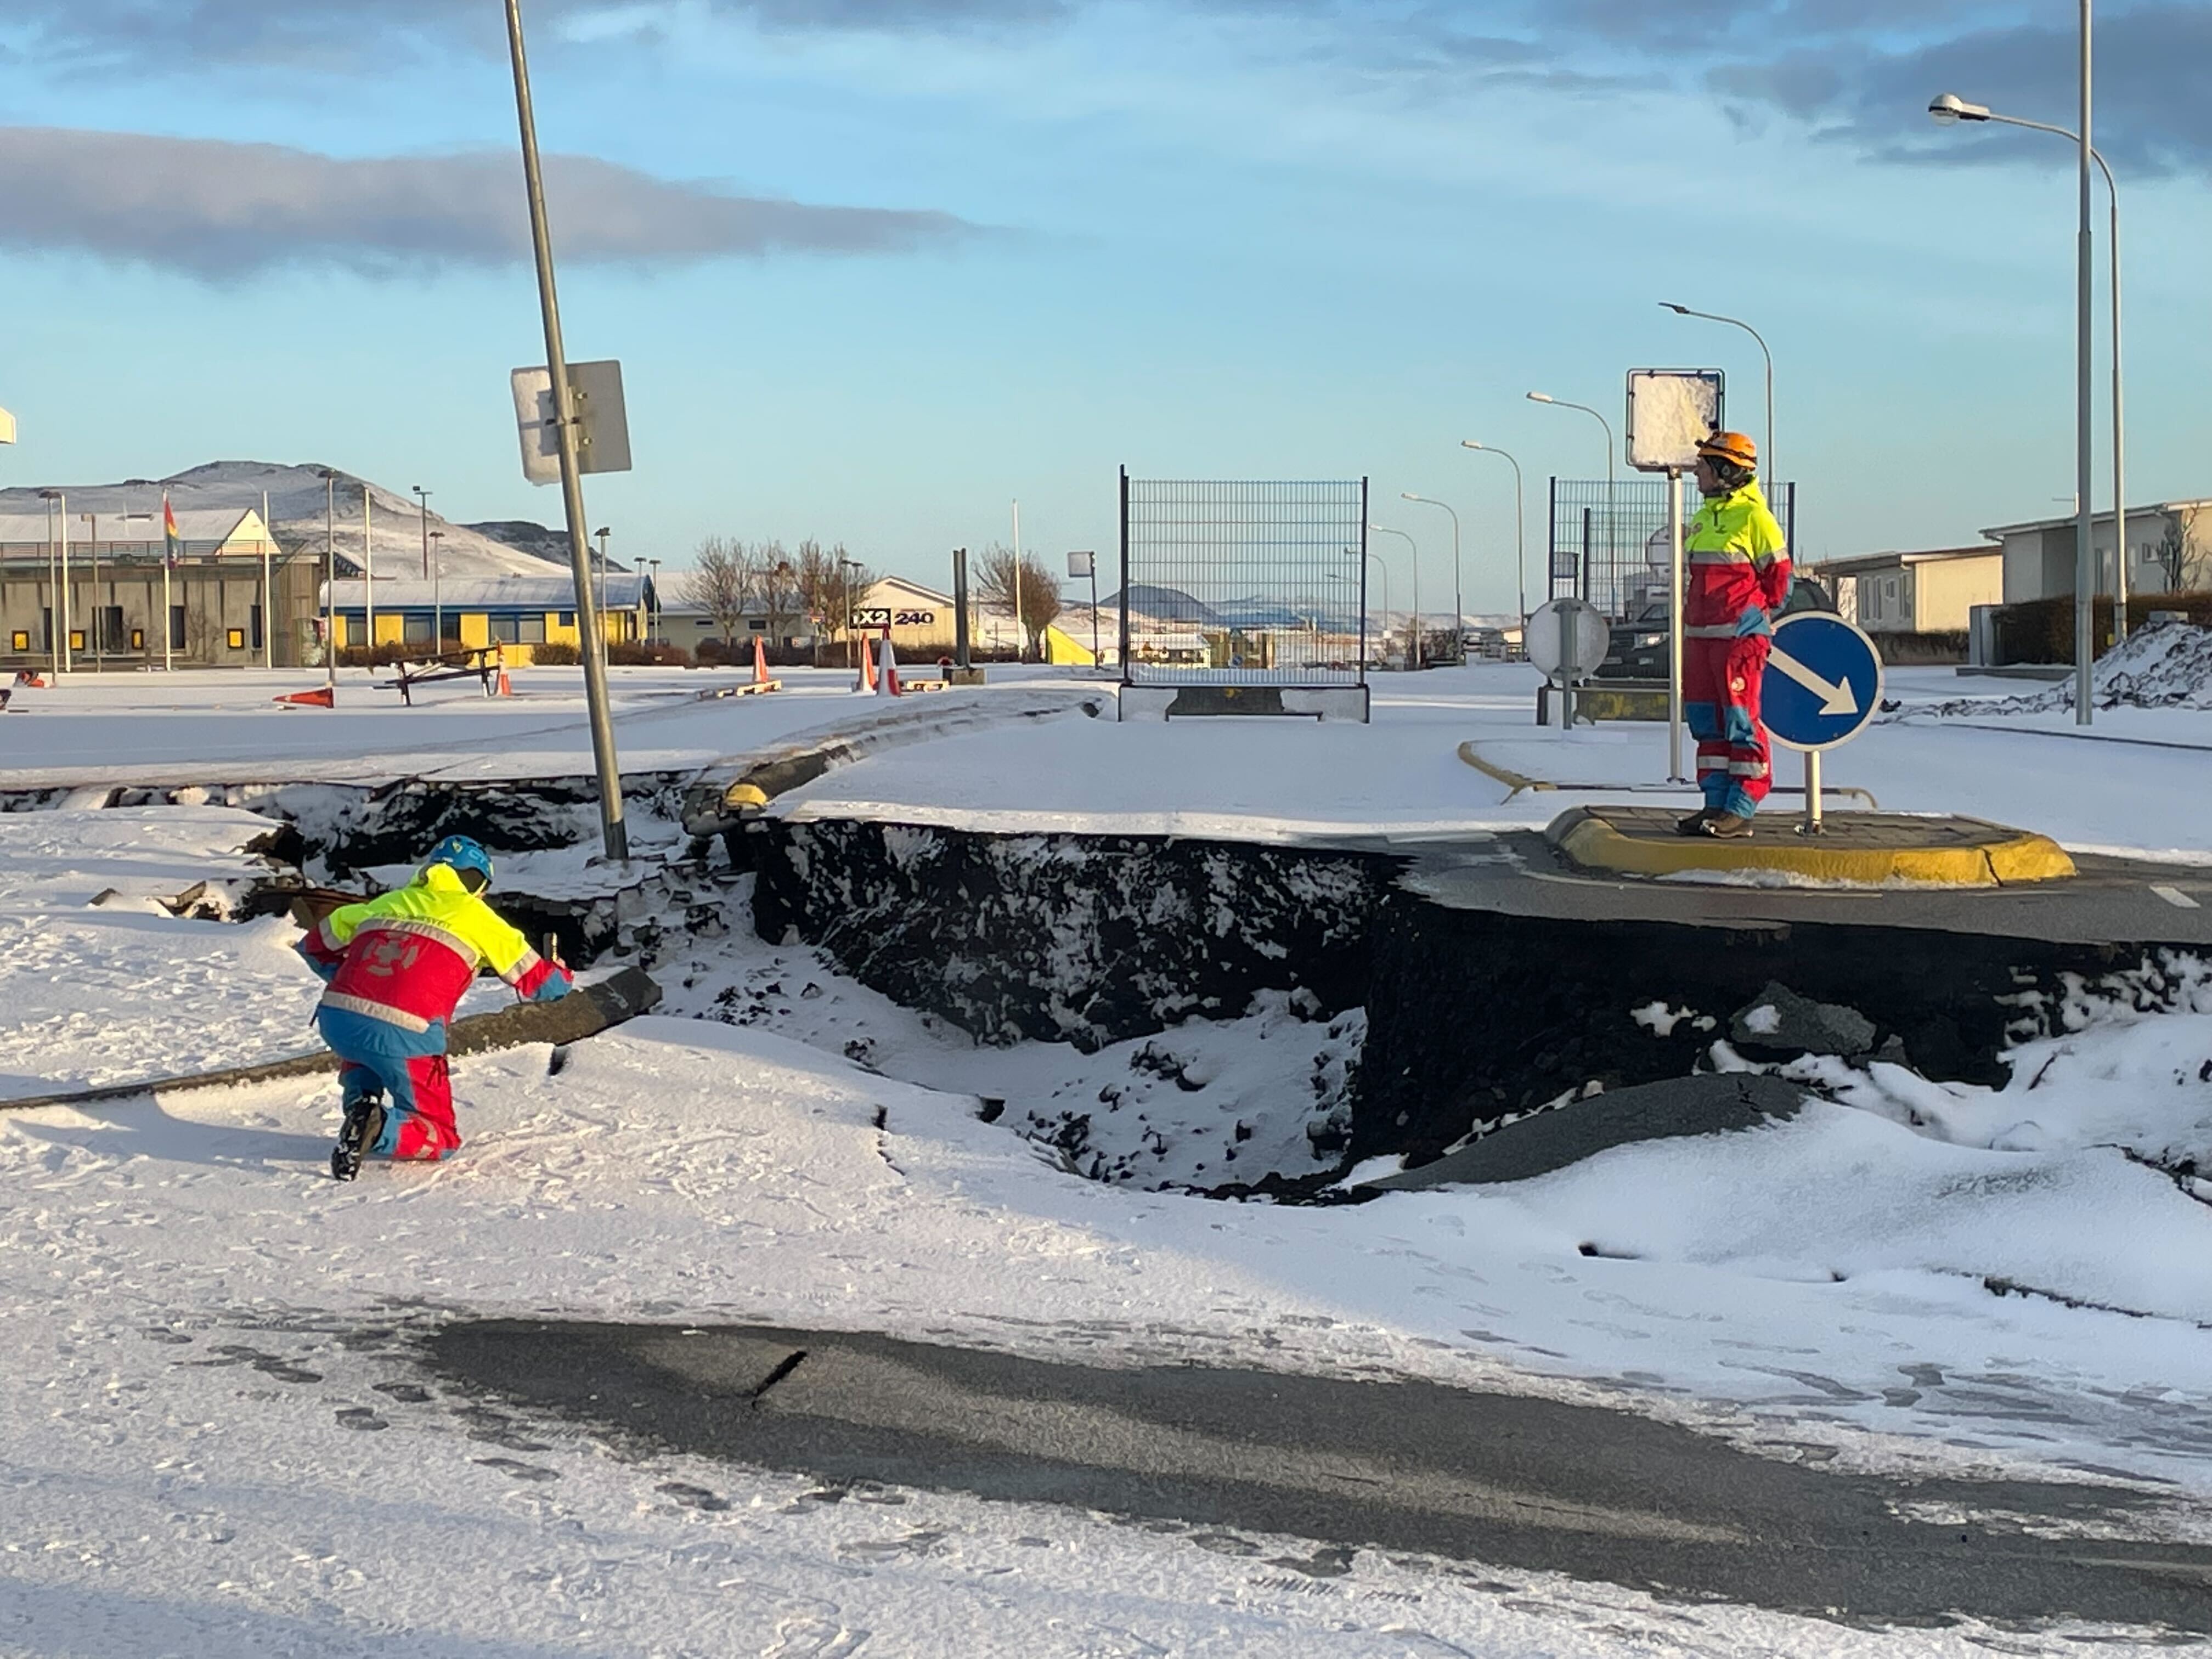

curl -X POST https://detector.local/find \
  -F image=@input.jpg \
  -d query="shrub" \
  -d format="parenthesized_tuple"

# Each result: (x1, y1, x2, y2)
(607, 640, 692, 667)
(337, 642, 415, 668)
(1995, 591, 2212, 663)
(530, 641, 582, 666)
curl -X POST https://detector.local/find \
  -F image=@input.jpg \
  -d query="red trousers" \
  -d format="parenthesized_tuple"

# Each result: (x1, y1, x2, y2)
(337, 1051, 461, 1161)
(1684, 634, 1772, 816)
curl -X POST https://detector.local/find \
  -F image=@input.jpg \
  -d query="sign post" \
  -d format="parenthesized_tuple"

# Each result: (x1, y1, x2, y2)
(1526, 596, 1608, 729)
(1762, 612, 1884, 837)
(1069, 550, 1098, 665)
(1626, 369, 1724, 786)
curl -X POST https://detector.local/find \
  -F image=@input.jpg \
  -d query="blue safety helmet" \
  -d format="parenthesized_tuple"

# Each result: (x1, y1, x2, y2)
(421, 834, 494, 893)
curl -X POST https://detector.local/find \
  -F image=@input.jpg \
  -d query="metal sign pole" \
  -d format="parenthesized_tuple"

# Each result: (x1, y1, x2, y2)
(1558, 604, 1574, 730)
(1803, 749, 1824, 837)
(505, 0, 627, 861)
(1667, 467, 1685, 781)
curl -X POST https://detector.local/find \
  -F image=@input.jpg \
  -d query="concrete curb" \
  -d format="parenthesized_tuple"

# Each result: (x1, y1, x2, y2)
(1548, 806, 2076, 887)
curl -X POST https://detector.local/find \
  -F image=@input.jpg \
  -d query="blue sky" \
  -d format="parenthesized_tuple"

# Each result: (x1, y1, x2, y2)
(0, 1, 2206, 609)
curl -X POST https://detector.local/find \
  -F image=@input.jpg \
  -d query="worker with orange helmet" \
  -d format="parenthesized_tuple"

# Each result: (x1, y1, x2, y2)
(1677, 430, 1789, 838)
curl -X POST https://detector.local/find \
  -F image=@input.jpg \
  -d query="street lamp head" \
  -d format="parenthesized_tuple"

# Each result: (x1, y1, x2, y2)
(1525, 392, 1554, 404)
(594, 526, 610, 538)
(1460, 440, 1485, 452)
(1399, 492, 1420, 502)
(1659, 301, 1690, 314)
(1928, 92, 1990, 123)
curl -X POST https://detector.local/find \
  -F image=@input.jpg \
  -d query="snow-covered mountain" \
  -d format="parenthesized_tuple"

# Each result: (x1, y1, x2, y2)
(0, 461, 564, 579)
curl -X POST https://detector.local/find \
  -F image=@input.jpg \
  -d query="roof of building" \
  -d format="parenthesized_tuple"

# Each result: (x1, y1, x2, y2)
(0, 506, 272, 546)
(1812, 545, 2001, 578)
(1980, 501, 2212, 538)
(323, 574, 648, 610)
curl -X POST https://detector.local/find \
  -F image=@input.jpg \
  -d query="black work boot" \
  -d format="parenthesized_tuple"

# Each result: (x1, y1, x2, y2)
(331, 1095, 386, 1182)
(1675, 806, 1719, 837)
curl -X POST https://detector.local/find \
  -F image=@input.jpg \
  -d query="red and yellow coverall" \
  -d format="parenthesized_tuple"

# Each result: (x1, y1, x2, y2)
(1683, 481, 1790, 817)
(298, 865, 569, 1161)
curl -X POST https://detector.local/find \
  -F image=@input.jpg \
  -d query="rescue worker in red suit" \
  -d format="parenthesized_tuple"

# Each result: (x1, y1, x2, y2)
(298, 836, 572, 1180)
(1678, 431, 1790, 838)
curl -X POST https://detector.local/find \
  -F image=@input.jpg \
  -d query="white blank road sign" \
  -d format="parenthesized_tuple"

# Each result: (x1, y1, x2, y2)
(511, 360, 633, 486)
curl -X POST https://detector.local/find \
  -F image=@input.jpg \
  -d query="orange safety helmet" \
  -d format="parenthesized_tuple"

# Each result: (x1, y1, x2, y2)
(1696, 430, 1759, 471)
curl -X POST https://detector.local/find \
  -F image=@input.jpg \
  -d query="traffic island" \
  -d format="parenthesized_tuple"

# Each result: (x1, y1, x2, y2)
(1548, 804, 2076, 887)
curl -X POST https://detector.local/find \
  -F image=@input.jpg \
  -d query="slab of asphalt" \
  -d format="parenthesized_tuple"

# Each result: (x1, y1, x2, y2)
(426, 1318, 2212, 1638)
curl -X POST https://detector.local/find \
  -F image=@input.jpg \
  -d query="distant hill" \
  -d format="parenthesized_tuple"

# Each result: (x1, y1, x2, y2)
(0, 461, 565, 579)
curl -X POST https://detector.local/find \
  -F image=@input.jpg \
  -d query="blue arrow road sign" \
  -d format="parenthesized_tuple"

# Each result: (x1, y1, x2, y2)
(1763, 612, 1883, 752)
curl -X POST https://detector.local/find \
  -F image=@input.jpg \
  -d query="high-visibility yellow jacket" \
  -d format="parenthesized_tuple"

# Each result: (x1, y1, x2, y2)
(1684, 482, 1790, 637)
(299, 864, 568, 1035)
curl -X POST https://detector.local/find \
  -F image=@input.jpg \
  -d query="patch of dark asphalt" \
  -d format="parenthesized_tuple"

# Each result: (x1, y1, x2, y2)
(422, 1318, 2212, 1637)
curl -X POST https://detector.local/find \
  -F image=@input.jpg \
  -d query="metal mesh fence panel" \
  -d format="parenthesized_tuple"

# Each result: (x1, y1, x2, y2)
(1119, 473, 1368, 686)
(1547, 478, 1797, 617)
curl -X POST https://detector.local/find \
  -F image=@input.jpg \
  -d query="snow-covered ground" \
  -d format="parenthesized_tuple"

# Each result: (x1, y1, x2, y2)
(8, 658, 2212, 1655)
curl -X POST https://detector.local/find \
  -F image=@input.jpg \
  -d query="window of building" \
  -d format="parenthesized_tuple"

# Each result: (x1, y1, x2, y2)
(40, 610, 51, 652)
(489, 615, 521, 644)
(131, 629, 145, 651)
(170, 606, 187, 651)
(227, 628, 246, 650)
(98, 607, 125, 652)
(69, 630, 84, 652)
(250, 606, 265, 652)
(558, 611, 575, 628)
(9, 632, 25, 652)
(518, 614, 547, 644)
(403, 614, 433, 644)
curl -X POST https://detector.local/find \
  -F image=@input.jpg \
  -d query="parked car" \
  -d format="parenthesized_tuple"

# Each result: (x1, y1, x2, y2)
(1593, 575, 1836, 680)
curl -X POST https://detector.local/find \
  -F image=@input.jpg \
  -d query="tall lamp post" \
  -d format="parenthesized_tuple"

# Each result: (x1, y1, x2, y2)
(644, 557, 661, 646)
(1527, 392, 1616, 608)
(319, 468, 337, 693)
(428, 530, 446, 652)
(1660, 303, 1775, 489)
(1930, 87, 2125, 653)
(1400, 494, 1461, 663)
(411, 485, 433, 580)
(1365, 524, 1417, 668)
(1459, 442, 1528, 633)
(593, 526, 613, 659)
(37, 489, 66, 673)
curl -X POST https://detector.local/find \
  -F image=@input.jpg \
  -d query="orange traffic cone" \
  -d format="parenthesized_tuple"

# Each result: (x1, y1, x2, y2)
(753, 635, 771, 685)
(877, 631, 900, 697)
(275, 686, 336, 709)
(13, 672, 47, 689)
(857, 638, 877, 693)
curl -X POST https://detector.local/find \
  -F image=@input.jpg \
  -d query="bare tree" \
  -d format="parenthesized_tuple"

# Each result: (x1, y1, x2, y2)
(682, 535, 758, 642)
(756, 541, 802, 644)
(975, 544, 1062, 656)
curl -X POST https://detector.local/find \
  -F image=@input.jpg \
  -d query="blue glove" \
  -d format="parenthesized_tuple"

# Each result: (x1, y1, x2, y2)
(527, 970, 573, 1003)
(1735, 606, 1771, 637)
(295, 938, 340, 984)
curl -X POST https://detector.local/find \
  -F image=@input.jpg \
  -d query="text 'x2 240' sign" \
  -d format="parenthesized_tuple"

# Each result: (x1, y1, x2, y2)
(1762, 613, 1884, 753)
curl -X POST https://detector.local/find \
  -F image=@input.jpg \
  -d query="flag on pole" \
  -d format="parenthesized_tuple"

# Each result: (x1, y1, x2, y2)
(162, 494, 181, 567)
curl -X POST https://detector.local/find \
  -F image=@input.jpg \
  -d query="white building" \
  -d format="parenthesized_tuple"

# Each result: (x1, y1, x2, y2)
(1984, 501, 2212, 605)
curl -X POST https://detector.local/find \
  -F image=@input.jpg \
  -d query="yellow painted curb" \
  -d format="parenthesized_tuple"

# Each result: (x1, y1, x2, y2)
(723, 782, 771, 810)
(1549, 812, 2075, 888)
(1456, 740, 1551, 798)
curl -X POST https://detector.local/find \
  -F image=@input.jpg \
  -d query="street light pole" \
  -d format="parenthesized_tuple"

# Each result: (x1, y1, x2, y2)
(38, 490, 66, 673)
(1401, 493, 1461, 663)
(594, 527, 612, 658)
(645, 557, 661, 645)
(1660, 303, 1775, 489)
(505, 0, 628, 859)
(321, 469, 336, 693)
(2075, 0, 2095, 723)
(1367, 524, 1416, 668)
(411, 485, 432, 581)
(1527, 393, 1616, 608)
(1460, 442, 1528, 629)
(1929, 88, 2126, 648)
(430, 531, 445, 650)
